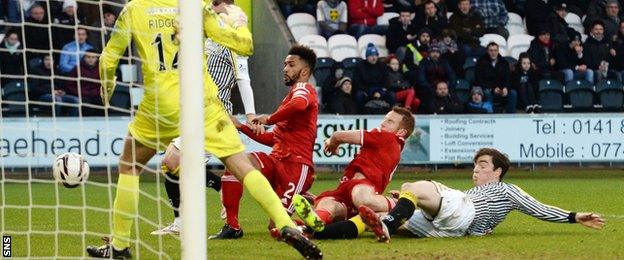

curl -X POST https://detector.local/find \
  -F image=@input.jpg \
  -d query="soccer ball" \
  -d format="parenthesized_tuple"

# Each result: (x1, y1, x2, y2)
(53, 153, 90, 188)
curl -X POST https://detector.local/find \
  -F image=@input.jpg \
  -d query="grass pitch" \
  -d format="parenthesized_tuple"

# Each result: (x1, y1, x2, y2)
(1, 169, 623, 259)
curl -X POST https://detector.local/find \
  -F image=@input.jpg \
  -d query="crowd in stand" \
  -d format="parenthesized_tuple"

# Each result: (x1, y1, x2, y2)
(0, 0, 124, 116)
(282, 0, 624, 114)
(2, 0, 624, 117)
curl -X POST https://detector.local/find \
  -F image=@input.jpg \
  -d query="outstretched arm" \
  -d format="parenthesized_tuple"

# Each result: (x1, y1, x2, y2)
(99, 6, 132, 105)
(508, 184, 604, 229)
(229, 115, 275, 147)
(324, 130, 362, 154)
(203, 5, 253, 56)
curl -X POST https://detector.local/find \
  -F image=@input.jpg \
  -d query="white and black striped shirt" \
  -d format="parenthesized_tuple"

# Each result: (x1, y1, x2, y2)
(464, 182, 574, 236)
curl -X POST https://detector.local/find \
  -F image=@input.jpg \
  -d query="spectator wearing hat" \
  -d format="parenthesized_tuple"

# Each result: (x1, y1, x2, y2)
(386, 55, 421, 112)
(417, 45, 457, 113)
(449, 0, 486, 57)
(331, 77, 358, 114)
(527, 27, 560, 80)
(556, 31, 594, 83)
(475, 42, 517, 113)
(317, 0, 348, 39)
(584, 20, 612, 71)
(413, 0, 448, 38)
(386, 7, 417, 56)
(52, 0, 82, 51)
(525, 0, 556, 36)
(354, 43, 394, 111)
(433, 81, 464, 114)
(472, 0, 509, 39)
(465, 86, 493, 113)
(347, 0, 386, 39)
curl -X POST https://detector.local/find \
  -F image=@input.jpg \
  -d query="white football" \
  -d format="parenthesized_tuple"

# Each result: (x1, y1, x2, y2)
(53, 152, 90, 188)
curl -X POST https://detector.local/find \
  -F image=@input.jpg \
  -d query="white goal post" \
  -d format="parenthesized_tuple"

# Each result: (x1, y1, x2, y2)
(177, 0, 206, 259)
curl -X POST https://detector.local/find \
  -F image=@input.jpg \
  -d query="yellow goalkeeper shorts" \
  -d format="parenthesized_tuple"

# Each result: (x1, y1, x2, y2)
(203, 96, 245, 158)
(128, 103, 180, 151)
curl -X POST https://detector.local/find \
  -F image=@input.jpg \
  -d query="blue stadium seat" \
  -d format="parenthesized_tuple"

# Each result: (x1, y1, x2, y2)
(341, 57, 362, 80)
(454, 79, 471, 103)
(565, 80, 595, 111)
(1, 81, 28, 117)
(595, 80, 624, 111)
(314, 57, 336, 87)
(538, 79, 564, 112)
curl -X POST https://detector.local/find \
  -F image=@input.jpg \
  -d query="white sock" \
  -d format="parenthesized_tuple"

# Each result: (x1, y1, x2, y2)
(173, 217, 182, 227)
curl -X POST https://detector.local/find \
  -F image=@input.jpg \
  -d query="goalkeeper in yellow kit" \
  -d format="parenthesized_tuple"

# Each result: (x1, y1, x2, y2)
(86, 0, 322, 259)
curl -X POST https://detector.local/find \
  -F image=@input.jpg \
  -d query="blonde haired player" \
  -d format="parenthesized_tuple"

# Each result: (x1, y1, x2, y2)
(87, 0, 321, 258)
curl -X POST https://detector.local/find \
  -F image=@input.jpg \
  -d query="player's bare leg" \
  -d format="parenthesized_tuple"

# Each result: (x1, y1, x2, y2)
(87, 134, 156, 258)
(351, 184, 396, 212)
(221, 152, 322, 259)
(360, 181, 441, 242)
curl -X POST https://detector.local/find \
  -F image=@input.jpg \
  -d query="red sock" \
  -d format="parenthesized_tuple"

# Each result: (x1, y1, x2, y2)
(315, 209, 332, 224)
(221, 173, 243, 230)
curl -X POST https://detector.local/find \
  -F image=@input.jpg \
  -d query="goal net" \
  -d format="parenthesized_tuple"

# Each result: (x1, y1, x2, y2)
(0, 0, 205, 258)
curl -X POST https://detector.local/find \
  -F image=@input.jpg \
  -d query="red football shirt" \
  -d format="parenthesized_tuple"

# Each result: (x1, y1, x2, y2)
(342, 128, 405, 193)
(242, 82, 318, 166)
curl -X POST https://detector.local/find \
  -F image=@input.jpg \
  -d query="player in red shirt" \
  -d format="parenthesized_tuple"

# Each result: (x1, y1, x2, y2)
(210, 45, 319, 239)
(293, 107, 415, 234)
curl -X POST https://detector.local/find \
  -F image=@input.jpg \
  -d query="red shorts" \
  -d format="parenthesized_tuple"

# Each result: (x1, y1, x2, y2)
(315, 178, 376, 218)
(224, 152, 315, 213)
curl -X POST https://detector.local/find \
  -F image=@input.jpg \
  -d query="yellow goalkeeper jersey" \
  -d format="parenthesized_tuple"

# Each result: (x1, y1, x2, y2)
(100, 0, 253, 149)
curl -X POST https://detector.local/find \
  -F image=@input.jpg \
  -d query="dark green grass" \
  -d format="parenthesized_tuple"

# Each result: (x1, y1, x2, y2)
(1, 170, 623, 259)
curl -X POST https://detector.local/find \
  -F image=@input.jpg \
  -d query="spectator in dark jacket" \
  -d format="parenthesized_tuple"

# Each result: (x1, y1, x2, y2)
(88, 8, 117, 52)
(557, 32, 594, 83)
(331, 77, 358, 114)
(354, 43, 394, 110)
(386, 7, 417, 56)
(322, 62, 347, 110)
(403, 28, 431, 82)
(23, 4, 51, 61)
(413, 0, 448, 38)
(433, 28, 465, 76)
(584, 20, 613, 71)
(65, 49, 103, 116)
(527, 28, 560, 79)
(36, 55, 80, 116)
(448, 0, 486, 57)
(386, 55, 421, 112)
(549, 3, 581, 47)
(417, 45, 457, 113)
(433, 81, 464, 114)
(277, 0, 316, 17)
(0, 30, 25, 86)
(601, 0, 623, 39)
(475, 42, 517, 113)
(525, 0, 556, 36)
(511, 54, 541, 113)
(465, 86, 494, 113)
(610, 20, 624, 79)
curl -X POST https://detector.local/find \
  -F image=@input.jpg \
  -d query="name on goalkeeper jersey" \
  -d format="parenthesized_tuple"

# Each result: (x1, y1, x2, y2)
(149, 18, 176, 29)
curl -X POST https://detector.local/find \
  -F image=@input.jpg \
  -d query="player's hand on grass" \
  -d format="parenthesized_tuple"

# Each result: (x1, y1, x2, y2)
(576, 212, 605, 230)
